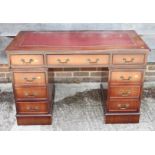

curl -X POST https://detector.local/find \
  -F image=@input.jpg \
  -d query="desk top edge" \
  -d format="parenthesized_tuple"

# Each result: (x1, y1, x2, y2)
(6, 30, 150, 52)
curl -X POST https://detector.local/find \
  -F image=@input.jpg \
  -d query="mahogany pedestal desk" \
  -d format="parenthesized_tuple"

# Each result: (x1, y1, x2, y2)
(6, 30, 150, 125)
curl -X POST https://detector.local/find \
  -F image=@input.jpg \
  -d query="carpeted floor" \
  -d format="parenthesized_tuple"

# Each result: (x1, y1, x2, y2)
(0, 83, 155, 131)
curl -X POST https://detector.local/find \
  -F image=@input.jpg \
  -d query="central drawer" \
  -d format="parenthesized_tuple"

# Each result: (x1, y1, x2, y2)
(47, 55, 109, 66)
(15, 86, 48, 100)
(13, 72, 46, 85)
(109, 85, 141, 98)
(16, 101, 49, 114)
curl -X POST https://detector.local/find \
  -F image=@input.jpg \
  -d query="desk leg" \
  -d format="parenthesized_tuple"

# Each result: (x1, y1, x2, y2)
(12, 68, 53, 125)
(104, 68, 143, 124)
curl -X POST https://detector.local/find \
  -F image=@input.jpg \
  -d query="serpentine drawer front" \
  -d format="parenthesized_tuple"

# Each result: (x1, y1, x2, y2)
(6, 30, 150, 125)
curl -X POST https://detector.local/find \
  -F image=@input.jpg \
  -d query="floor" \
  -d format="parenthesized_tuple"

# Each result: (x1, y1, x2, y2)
(0, 82, 155, 131)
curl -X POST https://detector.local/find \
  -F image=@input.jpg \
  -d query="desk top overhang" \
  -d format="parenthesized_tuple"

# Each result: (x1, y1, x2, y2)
(6, 30, 150, 53)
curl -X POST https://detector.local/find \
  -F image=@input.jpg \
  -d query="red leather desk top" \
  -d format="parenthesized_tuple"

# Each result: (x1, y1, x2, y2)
(6, 30, 149, 51)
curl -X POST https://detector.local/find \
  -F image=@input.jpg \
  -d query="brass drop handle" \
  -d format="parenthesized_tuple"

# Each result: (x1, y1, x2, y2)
(26, 106, 39, 111)
(87, 58, 99, 64)
(57, 58, 70, 64)
(120, 76, 132, 81)
(24, 77, 37, 82)
(120, 90, 131, 96)
(118, 104, 129, 110)
(123, 58, 134, 63)
(21, 58, 34, 64)
(24, 92, 38, 97)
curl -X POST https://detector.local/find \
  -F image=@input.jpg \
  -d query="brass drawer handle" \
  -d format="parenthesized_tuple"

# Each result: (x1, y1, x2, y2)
(119, 90, 131, 96)
(26, 106, 39, 111)
(24, 77, 37, 82)
(57, 58, 69, 64)
(120, 76, 132, 81)
(87, 58, 99, 64)
(24, 92, 38, 97)
(21, 58, 34, 64)
(123, 58, 134, 63)
(118, 104, 129, 110)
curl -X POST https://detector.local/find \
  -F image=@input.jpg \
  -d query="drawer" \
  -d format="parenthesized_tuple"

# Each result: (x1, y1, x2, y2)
(15, 86, 48, 99)
(111, 71, 143, 83)
(47, 55, 109, 66)
(112, 54, 145, 65)
(16, 101, 49, 114)
(107, 99, 139, 112)
(10, 55, 44, 66)
(109, 86, 141, 98)
(13, 72, 46, 85)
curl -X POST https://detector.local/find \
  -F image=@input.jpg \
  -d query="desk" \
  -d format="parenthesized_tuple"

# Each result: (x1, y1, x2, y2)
(6, 30, 150, 125)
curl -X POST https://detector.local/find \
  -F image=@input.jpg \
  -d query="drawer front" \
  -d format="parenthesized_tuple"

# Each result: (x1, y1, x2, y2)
(15, 86, 48, 99)
(47, 55, 109, 66)
(111, 71, 143, 83)
(16, 101, 49, 114)
(13, 72, 46, 85)
(110, 86, 141, 98)
(112, 54, 145, 65)
(108, 99, 139, 112)
(10, 55, 44, 66)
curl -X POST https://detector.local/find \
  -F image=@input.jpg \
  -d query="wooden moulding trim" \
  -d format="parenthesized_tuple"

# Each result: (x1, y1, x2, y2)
(0, 64, 9, 72)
